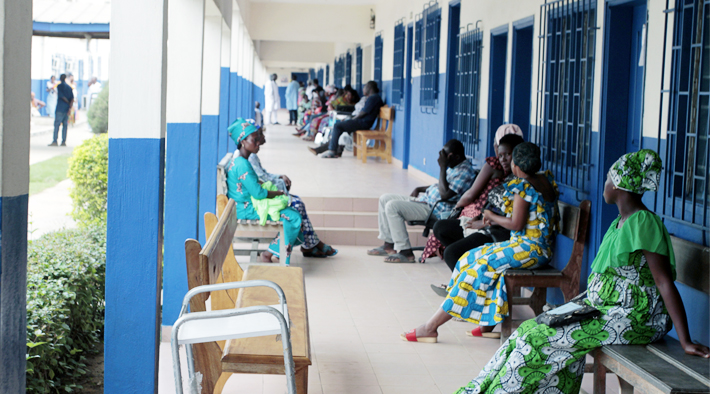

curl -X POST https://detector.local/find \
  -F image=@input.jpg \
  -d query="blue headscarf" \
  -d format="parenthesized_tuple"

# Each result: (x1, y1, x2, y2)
(228, 118, 259, 145)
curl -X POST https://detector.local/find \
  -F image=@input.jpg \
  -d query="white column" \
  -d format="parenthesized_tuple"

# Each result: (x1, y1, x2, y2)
(163, 0, 205, 327)
(0, 1, 31, 392)
(229, 12, 242, 128)
(105, 0, 168, 392)
(218, 19, 232, 155)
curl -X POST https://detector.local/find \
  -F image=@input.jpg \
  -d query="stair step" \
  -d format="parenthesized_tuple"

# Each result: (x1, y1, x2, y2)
(232, 227, 427, 247)
(299, 197, 378, 212)
(308, 211, 378, 229)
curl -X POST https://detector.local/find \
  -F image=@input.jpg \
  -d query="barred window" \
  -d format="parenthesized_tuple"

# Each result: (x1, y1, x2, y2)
(309, 68, 316, 81)
(535, 0, 597, 194)
(345, 51, 353, 86)
(356, 46, 363, 92)
(420, 3, 441, 107)
(326, 64, 329, 85)
(392, 21, 406, 106)
(334, 55, 345, 86)
(317, 68, 324, 85)
(452, 28, 483, 158)
(658, 0, 710, 229)
(414, 16, 423, 62)
(374, 33, 383, 89)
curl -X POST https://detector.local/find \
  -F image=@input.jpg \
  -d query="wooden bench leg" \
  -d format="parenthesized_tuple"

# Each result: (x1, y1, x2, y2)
(530, 287, 547, 316)
(501, 316, 512, 344)
(592, 352, 607, 394)
(295, 366, 309, 394)
(280, 227, 287, 266)
(618, 377, 634, 394)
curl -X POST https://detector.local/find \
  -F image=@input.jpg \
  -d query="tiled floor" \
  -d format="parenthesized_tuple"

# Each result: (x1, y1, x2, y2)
(158, 112, 612, 393)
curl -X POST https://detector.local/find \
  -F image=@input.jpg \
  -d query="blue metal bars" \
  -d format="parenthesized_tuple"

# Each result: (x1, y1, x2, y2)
(345, 51, 352, 86)
(374, 32, 383, 89)
(657, 0, 710, 230)
(392, 21, 406, 106)
(535, 0, 597, 194)
(356, 46, 363, 92)
(420, 2, 441, 108)
(452, 27, 483, 158)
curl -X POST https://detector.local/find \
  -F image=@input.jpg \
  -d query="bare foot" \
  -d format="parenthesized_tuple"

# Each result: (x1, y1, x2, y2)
(260, 251, 274, 263)
(413, 324, 438, 339)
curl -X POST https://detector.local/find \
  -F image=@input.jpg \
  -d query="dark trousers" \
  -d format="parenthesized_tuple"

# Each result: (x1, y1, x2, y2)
(53, 111, 69, 144)
(288, 110, 297, 124)
(433, 219, 511, 271)
(328, 118, 362, 151)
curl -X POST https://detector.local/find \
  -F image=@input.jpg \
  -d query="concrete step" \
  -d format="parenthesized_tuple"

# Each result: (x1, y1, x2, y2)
(299, 196, 378, 212)
(307, 211, 378, 229)
(234, 227, 428, 247)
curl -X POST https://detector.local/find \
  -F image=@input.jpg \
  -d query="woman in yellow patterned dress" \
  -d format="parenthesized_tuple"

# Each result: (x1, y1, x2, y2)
(402, 142, 558, 343)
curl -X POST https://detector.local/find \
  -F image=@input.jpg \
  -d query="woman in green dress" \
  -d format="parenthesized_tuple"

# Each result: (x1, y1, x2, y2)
(456, 150, 709, 394)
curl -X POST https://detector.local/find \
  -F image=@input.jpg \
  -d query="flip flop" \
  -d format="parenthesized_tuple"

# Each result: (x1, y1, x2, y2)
(367, 246, 394, 256)
(321, 151, 340, 158)
(467, 326, 501, 339)
(320, 244, 338, 257)
(430, 284, 449, 297)
(384, 253, 416, 263)
(400, 329, 437, 343)
(307, 147, 318, 156)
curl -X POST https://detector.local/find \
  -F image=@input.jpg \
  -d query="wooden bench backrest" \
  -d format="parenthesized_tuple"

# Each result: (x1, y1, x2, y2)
(671, 236, 710, 294)
(557, 200, 591, 290)
(375, 106, 394, 136)
(217, 152, 233, 197)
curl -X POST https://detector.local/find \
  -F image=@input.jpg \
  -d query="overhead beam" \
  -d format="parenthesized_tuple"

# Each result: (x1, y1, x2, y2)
(258, 40, 335, 63)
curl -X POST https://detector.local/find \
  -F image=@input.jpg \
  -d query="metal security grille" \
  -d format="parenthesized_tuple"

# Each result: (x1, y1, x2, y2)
(535, 0, 597, 194)
(392, 21, 406, 106)
(420, 3, 441, 107)
(309, 68, 316, 81)
(317, 68, 324, 85)
(326, 64, 329, 85)
(345, 51, 352, 86)
(374, 33, 383, 89)
(452, 28, 483, 158)
(414, 16, 423, 62)
(334, 55, 345, 86)
(657, 0, 710, 230)
(356, 46, 363, 92)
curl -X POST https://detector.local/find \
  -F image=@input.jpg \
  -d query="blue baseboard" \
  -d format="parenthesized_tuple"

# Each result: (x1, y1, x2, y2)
(199, 115, 219, 245)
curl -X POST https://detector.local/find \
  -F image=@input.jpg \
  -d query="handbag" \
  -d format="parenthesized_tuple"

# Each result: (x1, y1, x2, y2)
(535, 292, 601, 328)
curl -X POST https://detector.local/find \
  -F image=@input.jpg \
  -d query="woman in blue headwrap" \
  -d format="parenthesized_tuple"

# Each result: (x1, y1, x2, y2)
(226, 118, 303, 265)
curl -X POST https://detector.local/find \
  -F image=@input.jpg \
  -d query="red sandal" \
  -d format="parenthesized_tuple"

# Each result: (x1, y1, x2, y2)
(400, 329, 437, 343)
(466, 326, 501, 339)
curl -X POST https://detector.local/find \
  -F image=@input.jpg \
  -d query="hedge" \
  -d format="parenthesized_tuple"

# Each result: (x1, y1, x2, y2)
(26, 224, 106, 393)
(87, 82, 108, 134)
(67, 134, 108, 226)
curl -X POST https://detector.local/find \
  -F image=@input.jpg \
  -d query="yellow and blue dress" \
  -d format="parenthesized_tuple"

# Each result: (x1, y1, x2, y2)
(442, 170, 559, 326)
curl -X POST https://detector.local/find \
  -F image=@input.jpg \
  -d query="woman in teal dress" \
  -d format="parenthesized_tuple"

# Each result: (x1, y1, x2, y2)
(455, 150, 709, 394)
(226, 118, 303, 265)
(402, 142, 559, 342)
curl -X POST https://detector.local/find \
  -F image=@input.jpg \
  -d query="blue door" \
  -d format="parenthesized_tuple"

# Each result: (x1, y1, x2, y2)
(488, 26, 508, 156)
(403, 24, 414, 169)
(626, 4, 646, 153)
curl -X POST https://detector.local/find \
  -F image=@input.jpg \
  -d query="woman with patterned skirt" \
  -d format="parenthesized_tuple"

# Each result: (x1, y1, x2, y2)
(402, 142, 560, 342)
(455, 150, 709, 393)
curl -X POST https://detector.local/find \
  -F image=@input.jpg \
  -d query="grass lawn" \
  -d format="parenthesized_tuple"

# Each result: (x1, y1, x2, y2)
(30, 154, 71, 195)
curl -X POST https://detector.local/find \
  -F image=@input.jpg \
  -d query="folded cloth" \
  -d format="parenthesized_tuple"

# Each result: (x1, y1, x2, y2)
(251, 181, 289, 225)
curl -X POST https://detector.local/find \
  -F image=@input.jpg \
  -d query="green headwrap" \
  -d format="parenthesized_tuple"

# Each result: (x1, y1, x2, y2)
(228, 117, 259, 145)
(609, 149, 662, 194)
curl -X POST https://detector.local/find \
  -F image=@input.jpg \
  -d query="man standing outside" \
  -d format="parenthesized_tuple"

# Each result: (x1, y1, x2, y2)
(264, 73, 281, 125)
(50, 73, 73, 146)
(285, 74, 299, 125)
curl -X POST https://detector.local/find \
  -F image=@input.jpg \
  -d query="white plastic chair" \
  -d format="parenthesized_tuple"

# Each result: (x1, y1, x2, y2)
(170, 280, 296, 394)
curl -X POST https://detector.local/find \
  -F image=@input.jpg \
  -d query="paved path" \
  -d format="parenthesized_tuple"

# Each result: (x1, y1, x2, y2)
(27, 112, 95, 239)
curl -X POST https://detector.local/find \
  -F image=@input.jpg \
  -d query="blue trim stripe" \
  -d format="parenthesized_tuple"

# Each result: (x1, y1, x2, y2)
(163, 122, 200, 325)
(198, 115, 219, 245)
(33, 21, 110, 33)
(218, 67, 230, 158)
(228, 72, 238, 152)
(105, 138, 164, 393)
(0, 194, 29, 393)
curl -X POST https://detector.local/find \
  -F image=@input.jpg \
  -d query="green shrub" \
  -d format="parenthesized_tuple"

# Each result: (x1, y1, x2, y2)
(26, 224, 106, 393)
(68, 134, 108, 226)
(87, 82, 108, 134)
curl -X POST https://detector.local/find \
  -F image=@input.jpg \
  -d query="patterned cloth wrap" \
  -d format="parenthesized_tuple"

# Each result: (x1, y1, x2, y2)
(609, 149, 662, 194)
(442, 170, 560, 326)
(457, 210, 674, 394)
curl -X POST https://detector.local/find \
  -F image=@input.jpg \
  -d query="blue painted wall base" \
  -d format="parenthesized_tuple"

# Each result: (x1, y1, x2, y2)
(199, 115, 219, 245)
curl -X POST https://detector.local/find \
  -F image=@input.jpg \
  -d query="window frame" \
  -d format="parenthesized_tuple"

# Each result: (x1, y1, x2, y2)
(374, 32, 383, 90)
(420, 3, 442, 108)
(356, 46, 363, 93)
(452, 27, 484, 158)
(392, 21, 406, 106)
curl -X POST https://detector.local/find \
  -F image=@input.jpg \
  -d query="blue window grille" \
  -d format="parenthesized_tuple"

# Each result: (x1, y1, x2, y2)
(655, 0, 710, 230)
(356, 46, 363, 92)
(414, 16, 423, 62)
(420, 3, 441, 108)
(309, 68, 316, 81)
(334, 55, 344, 86)
(453, 27, 484, 158)
(345, 51, 353, 86)
(534, 0, 597, 194)
(374, 32, 383, 89)
(317, 68, 324, 85)
(326, 64, 330, 85)
(392, 21, 406, 106)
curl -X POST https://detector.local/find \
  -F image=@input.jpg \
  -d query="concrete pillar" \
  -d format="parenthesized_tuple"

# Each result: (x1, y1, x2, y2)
(163, 0, 205, 326)
(228, 13, 242, 151)
(105, 0, 168, 392)
(198, 13, 222, 245)
(218, 20, 231, 158)
(0, 1, 31, 392)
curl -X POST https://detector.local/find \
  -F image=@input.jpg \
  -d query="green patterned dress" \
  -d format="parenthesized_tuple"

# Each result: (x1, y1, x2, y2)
(456, 210, 675, 394)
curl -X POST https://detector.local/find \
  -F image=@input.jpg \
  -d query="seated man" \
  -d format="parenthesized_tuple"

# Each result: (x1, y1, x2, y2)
(308, 80, 383, 158)
(367, 139, 477, 263)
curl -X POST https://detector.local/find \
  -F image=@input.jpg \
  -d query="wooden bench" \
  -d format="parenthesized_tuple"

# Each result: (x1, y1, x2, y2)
(590, 236, 710, 394)
(501, 200, 592, 340)
(183, 198, 311, 393)
(353, 106, 394, 163)
(216, 153, 287, 264)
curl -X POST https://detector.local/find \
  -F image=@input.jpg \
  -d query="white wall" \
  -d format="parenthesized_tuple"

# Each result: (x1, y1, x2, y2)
(31, 36, 110, 81)
(259, 40, 335, 63)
